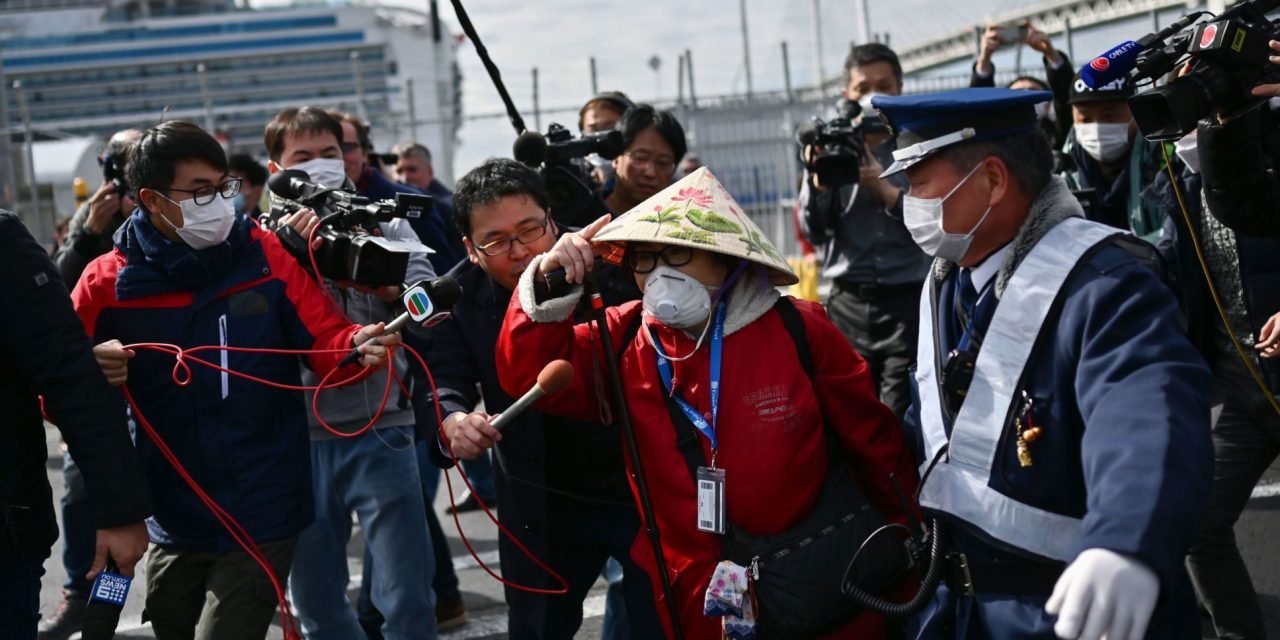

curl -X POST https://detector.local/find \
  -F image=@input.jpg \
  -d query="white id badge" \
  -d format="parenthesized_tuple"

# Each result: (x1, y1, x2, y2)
(696, 466, 726, 534)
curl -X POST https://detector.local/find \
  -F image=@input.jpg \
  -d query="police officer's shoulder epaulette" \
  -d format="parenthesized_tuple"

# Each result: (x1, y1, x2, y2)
(1087, 235, 1169, 285)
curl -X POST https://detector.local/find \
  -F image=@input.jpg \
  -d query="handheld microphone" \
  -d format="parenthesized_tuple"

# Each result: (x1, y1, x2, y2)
(337, 275, 463, 368)
(80, 561, 130, 640)
(490, 360, 575, 431)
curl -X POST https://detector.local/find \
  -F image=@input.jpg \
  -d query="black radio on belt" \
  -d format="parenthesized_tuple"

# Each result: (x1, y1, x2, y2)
(941, 348, 978, 414)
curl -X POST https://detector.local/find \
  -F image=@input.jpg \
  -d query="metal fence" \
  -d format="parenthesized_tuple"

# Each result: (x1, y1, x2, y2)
(663, 72, 979, 260)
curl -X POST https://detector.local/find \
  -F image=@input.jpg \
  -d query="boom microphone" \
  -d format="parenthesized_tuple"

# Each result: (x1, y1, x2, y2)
(337, 275, 462, 367)
(513, 130, 548, 167)
(489, 360, 575, 431)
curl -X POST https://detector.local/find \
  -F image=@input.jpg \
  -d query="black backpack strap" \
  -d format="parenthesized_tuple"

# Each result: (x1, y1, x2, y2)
(772, 296, 814, 381)
(660, 297, 815, 482)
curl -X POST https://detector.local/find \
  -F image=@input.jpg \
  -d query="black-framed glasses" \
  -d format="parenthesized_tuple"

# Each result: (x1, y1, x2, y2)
(474, 217, 551, 256)
(341, 142, 362, 154)
(167, 178, 242, 205)
(622, 150, 677, 174)
(627, 245, 694, 274)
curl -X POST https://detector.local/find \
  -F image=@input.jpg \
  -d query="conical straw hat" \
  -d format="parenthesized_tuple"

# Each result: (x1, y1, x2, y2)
(594, 167, 798, 285)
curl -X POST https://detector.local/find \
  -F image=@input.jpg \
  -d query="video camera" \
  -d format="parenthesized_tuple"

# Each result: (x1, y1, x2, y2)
(513, 123, 624, 229)
(1086, 0, 1280, 140)
(266, 169, 434, 287)
(100, 153, 128, 195)
(796, 99, 880, 187)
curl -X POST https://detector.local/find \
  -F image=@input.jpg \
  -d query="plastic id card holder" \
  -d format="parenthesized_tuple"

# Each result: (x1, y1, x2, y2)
(697, 466, 726, 534)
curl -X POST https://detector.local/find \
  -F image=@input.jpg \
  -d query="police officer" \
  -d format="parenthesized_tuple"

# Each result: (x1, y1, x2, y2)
(872, 88, 1214, 639)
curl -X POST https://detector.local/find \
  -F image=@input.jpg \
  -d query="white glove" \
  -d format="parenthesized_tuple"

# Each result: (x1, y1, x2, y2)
(1045, 548, 1159, 640)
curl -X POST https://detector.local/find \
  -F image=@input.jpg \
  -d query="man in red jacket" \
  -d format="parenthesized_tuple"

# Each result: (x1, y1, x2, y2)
(72, 120, 398, 640)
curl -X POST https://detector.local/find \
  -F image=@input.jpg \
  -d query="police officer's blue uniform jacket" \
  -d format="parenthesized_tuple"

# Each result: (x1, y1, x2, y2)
(873, 89, 1214, 639)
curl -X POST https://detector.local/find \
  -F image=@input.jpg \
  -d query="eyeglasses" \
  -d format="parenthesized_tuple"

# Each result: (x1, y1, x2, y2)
(474, 218, 551, 256)
(626, 245, 693, 274)
(622, 151, 676, 174)
(340, 142, 362, 154)
(167, 178, 242, 205)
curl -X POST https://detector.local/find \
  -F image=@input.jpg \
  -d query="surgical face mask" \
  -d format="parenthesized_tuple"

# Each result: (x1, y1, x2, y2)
(1075, 122, 1132, 164)
(903, 162, 992, 263)
(289, 157, 346, 189)
(157, 192, 236, 250)
(1175, 131, 1201, 174)
(233, 192, 247, 216)
(643, 265, 712, 330)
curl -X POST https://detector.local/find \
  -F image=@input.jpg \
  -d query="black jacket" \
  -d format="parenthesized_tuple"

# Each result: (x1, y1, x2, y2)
(1199, 104, 1280, 237)
(0, 211, 150, 556)
(424, 260, 640, 630)
(1148, 163, 1280, 394)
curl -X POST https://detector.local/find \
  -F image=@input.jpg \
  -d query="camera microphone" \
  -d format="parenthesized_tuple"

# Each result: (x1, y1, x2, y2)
(1080, 12, 1204, 88)
(336, 275, 463, 367)
(514, 130, 548, 167)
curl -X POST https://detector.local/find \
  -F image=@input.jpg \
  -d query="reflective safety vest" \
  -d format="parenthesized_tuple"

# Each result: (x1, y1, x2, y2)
(915, 216, 1119, 562)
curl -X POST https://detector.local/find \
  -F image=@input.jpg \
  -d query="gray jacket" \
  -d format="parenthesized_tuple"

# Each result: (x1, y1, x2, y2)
(54, 200, 125, 287)
(299, 218, 436, 440)
(798, 141, 930, 286)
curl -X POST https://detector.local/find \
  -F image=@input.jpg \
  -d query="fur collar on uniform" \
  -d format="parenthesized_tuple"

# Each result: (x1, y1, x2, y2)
(931, 175, 1083, 298)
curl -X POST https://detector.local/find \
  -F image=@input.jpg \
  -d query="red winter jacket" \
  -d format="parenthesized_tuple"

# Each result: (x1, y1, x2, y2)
(496, 275, 918, 639)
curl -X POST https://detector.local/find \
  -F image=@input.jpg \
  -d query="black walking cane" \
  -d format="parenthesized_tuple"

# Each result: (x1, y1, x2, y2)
(584, 271, 685, 639)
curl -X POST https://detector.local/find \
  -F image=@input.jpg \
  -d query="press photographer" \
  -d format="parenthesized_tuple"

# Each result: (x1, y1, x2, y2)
(53, 129, 143, 286)
(1084, 3, 1280, 635)
(260, 105, 440, 638)
(797, 42, 927, 418)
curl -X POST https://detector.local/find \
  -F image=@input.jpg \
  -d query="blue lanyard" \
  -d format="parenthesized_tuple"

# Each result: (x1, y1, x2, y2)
(651, 300, 727, 457)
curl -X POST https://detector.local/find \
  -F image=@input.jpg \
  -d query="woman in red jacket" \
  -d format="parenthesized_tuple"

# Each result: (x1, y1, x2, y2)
(484, 168, 918, 638)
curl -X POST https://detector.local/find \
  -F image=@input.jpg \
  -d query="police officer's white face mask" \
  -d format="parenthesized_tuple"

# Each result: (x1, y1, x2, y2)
(1075, 122, 1132, 164)
(903, 161, 992, 264)
(289, 157, 346, 189)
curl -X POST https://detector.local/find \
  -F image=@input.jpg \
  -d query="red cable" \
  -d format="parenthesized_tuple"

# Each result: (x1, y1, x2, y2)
(120, 339, 568, 633)
(106, 218, 568, 634)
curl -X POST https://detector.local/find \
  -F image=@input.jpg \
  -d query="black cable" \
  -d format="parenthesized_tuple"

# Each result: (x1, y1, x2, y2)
(842, 519, 946, 618)
(583, 271, 685, 639)
(447, 0, 528, 135)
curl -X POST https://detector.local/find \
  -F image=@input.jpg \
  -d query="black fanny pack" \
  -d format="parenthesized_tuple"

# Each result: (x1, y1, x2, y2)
(649, 297, 910, 638)
(719, 449, 908, 637)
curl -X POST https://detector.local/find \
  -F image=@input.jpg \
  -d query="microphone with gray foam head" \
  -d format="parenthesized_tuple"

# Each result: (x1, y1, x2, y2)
(490, 360, 575, 431)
